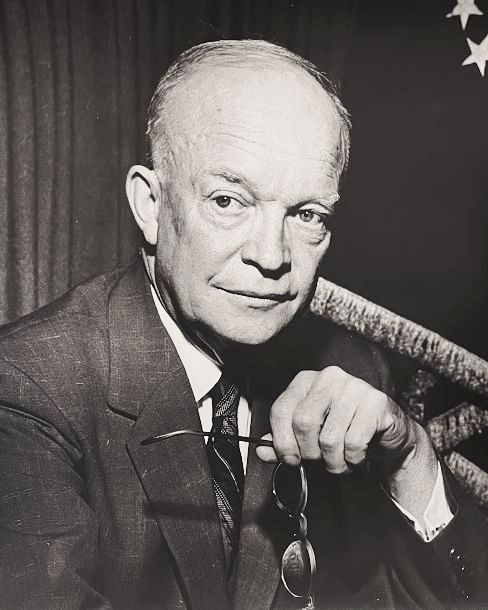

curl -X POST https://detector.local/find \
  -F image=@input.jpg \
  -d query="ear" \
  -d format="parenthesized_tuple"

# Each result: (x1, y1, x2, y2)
(126, 165, 162, 245)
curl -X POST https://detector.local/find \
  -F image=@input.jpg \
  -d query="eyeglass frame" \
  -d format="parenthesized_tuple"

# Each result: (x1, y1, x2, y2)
(141, 429, 316, 608)
(272, 460, 316, 609)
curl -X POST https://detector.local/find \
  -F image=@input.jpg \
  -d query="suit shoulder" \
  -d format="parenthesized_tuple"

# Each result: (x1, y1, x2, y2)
(0, 266, 127, 346)
(0, 265, 137, 403)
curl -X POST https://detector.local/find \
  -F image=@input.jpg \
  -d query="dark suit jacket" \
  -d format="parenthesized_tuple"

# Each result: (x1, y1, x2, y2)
(0, 261, 486, 609)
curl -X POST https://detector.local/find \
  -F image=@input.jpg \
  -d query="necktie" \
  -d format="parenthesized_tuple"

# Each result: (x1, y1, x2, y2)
(207, 372, 245, 570)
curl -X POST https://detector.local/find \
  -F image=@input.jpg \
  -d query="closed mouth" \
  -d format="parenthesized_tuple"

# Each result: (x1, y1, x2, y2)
(218, 288, 292, 303)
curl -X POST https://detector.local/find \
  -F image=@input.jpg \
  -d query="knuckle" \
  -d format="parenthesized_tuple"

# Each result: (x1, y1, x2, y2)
(345, 432, 367, 453)
(319, 432, 340, 452)
(270, 394, 293, 420)
(294, 370, 315, 385)
(369, 386, 387, 404)
(382, 408, 396, 431)
(322, 365, 345, 380)
(292, 410, 316, 436)
(344, 449, 366, 465)
(270, 432, 296, 457)
(349, 379, 372, 400)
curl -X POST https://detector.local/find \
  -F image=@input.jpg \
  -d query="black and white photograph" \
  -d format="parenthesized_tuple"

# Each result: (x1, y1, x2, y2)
(0, 1, 487, 608)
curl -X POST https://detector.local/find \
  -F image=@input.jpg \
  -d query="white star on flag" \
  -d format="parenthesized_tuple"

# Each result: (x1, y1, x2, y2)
(446, 0, 483, 30)
(462, 34, 488, 76)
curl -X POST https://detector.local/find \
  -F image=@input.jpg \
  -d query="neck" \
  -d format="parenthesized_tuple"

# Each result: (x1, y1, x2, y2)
(141, 247, 231, 366)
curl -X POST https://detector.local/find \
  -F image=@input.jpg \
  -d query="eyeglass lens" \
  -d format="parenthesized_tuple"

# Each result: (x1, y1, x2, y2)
(273, 462, 316, 609)
(272, 461, 307, 514)
(281, 539, 315, 599)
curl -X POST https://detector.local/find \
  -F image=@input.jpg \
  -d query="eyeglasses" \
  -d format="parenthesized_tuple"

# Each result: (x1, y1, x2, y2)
(141, 429, 274, 447)
(272, 461, 316, 610)
(141, 430, 316, 609)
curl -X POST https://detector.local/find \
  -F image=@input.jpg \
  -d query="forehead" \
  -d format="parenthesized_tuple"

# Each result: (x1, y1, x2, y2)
(163, 60, 342, 196)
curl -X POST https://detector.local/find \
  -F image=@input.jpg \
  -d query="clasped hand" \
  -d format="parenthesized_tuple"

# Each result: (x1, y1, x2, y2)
(256, 366, 438, 518)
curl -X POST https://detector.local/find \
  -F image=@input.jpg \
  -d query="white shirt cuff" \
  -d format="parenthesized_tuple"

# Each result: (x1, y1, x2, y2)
(388, 461, 454, 542)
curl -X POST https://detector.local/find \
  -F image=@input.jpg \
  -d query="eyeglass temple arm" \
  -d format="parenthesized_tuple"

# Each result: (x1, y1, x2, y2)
(141, 429, 274, 447)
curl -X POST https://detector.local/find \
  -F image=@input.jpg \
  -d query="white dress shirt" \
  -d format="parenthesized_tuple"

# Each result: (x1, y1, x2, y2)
(150, 286, 252, 472)
(150, 286, 452, 540)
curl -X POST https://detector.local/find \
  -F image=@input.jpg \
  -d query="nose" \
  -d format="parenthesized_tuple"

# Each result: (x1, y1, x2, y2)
(241, 208, 291, 277)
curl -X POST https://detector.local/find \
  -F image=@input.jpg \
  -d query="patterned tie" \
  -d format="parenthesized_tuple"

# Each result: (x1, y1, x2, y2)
(207, 372, 245, 570)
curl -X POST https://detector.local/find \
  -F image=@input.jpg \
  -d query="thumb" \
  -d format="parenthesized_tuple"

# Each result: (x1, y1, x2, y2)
(255, 433, 278, 462)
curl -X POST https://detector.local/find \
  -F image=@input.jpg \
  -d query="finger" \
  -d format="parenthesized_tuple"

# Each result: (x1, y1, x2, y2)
(375, 397, 416, 462)
(343, 396, 379, 468)
(269, 370, 315, 465)
(344, 390, 413, 467)
(291, 366, 348, 461)
(291, 397, 327, 461)
(318, 380, 368, 473)
(255, 433, 277, 462)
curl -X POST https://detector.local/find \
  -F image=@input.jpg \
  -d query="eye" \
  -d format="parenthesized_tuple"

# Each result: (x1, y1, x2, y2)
(214, 195, 237, 209)
(296, 209, 327, 226)
(210, 194, 246, 220)
(291, 207, 331, 242)
(298, 210, 320, 223)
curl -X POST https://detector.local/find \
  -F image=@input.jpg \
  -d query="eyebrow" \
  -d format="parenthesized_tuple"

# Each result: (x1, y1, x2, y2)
(317, 193, 340, 215)
(209, 170, 340, 211)
(210, 170, 254, 192)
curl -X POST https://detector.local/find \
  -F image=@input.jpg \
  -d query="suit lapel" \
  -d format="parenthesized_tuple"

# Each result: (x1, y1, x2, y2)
(108, 263, 229, 609)
(233, 396, 282, 610)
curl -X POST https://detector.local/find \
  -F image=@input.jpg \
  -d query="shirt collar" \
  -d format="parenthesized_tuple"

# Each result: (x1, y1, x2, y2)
(150, 285, 221, 402)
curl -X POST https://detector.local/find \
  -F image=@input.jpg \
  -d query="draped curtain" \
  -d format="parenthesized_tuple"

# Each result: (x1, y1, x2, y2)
(1, 0, 487, 480)
(0, 0, 354, 323)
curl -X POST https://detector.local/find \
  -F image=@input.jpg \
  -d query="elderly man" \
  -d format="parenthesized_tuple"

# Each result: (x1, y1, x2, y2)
(0, 40, 486, 610)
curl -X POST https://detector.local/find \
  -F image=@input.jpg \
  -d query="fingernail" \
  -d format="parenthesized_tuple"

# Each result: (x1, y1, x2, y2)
(282, 455, 300, 466)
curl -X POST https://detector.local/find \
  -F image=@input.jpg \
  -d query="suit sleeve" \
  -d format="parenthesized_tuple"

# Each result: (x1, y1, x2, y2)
(368, 349, 488, 607)
(378, 464, 488, 607)
(0, 368, 113, 609)
(356, 343, 488, 605)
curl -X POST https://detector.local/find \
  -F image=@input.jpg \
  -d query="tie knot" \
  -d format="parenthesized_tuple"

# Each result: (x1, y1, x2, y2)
(210, 373, 240, 420)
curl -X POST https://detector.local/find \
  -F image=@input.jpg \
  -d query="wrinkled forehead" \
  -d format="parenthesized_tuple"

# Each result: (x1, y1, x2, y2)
(162, 59, 342, 171)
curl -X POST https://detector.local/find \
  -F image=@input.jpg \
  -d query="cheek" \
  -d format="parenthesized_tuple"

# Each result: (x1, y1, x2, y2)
(169, 228, 224, 289)
(290, 237, 330, 289)
(181, 207, 243, 270)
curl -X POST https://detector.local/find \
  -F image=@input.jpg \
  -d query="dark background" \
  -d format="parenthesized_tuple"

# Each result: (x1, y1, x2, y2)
(1, 0, 487, 363)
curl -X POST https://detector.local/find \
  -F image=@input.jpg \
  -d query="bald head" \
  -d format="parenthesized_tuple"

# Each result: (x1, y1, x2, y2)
(146, 40, 351, 180)
(127, 40, 349, 348)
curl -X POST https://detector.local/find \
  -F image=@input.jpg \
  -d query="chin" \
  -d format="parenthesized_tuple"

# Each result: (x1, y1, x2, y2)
(208, 314, 293, 347)
(189, 294, 304, 349)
